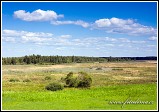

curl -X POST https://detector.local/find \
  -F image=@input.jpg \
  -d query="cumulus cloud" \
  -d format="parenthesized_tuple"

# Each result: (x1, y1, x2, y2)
(13, 9, 90, 28)
(14, 9, 64, 21)
(2, 29, 53, 43)
(149, 36, 157, 40)
(2, 29, 156, 55)
(95, 19, 112, 27)
(13, 9, 156, 37)
(51, 20, 90, 28)
(94, 17, 157, 36)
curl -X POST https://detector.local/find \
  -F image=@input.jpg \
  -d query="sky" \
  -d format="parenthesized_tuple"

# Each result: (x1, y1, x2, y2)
(2, 2, 157, 57)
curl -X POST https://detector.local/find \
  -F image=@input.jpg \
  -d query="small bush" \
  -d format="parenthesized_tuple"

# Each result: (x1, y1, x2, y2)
(9, 78, 20, 82)
(45, 82, 64, 91)
(66, 72, 73, 78)
(23, 79, 31, 82)
(45, 76, 52, 80)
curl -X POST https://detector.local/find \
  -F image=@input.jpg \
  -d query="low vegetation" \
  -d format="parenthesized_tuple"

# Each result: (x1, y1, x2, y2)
(44, 76, 52, 80)
(2, 61, 157, 110)
(23, 79, 31, 82)
(9, 78, 20, 82)
(45, 82, 64, 91)
(96, 67, 103, 70)
(112, 68, 123, 70)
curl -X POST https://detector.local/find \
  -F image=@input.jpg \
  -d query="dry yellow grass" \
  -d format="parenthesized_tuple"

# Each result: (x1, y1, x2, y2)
(2, 61, 157, 87)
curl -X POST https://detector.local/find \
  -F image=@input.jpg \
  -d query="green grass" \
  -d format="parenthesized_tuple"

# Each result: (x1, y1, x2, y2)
(2, 62, 157, 110)
(2, 83, 157, 110)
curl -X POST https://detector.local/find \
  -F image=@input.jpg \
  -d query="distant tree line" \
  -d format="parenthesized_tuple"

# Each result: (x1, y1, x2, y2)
(2, 54, 157, 65)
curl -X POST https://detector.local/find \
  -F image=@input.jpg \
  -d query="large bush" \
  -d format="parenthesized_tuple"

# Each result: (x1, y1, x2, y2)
(64, 71, 92, 88)
(76, 72, 92, 88)
(45, 82, 64, 91)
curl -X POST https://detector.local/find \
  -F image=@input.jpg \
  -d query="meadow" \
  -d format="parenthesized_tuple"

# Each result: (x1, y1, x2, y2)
(2, 61, 157, 110)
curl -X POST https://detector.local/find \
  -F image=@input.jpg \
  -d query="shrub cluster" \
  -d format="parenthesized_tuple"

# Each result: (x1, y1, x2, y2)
(45, 71, 92, 92)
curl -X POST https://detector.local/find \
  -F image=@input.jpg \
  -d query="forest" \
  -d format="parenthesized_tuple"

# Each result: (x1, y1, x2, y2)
(2, 54, 157, 65)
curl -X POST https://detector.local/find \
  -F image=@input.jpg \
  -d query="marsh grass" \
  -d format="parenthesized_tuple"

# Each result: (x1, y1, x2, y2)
(2, 62, 157, 110)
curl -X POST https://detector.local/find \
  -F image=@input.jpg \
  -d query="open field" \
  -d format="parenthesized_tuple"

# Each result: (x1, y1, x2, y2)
(2, 61, 157, 110)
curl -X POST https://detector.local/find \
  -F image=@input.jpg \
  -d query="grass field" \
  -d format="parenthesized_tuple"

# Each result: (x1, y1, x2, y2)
(2, 61, 157, 110)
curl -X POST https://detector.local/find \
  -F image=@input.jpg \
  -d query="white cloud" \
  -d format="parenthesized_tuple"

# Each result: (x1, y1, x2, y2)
(60, 35, 72, 39)
(149, 36, 157, 40)
(147, 45, 156, 47)
(105, 44, 114, 47)
(14, 9, 64, 21)
(13, 9, 156, 37)
(55, 47, 66, 50)
(94, 17, 157, 36)
(3, 29, 155, 56)
(131, 41, 146, 44)
(51, 20, 89, 28)
(95, 19, 112, 27)
(2, 29, 53, 43)
(3, 29, 24, 37)
(2, 37, 15, 42)
(104, 37, 117, 42)
(14, 9, 89, 28)
(118, 38, 131, 43)
(21, 36, 52, 43)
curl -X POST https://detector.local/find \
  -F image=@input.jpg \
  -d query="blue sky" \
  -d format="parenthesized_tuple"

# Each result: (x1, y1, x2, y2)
(2, 2, 157, 57)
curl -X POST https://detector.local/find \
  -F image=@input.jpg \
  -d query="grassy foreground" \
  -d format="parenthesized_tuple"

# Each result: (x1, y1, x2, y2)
(2, 62, 157, 110)
(2, 83, 156, 110)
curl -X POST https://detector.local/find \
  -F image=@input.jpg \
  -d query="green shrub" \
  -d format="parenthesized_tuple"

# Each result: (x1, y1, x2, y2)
(63, 71, 92, 88)
(76, 72, 92, 88)
(65, 72, 74, 85)
(66, 72, 73, 78)
(9, 78, 20, 82)
(45, 76, 52, 80)
(67, 77, 78, 87)
(23, 79, 31, 82)
(45, 82, 64, 91)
